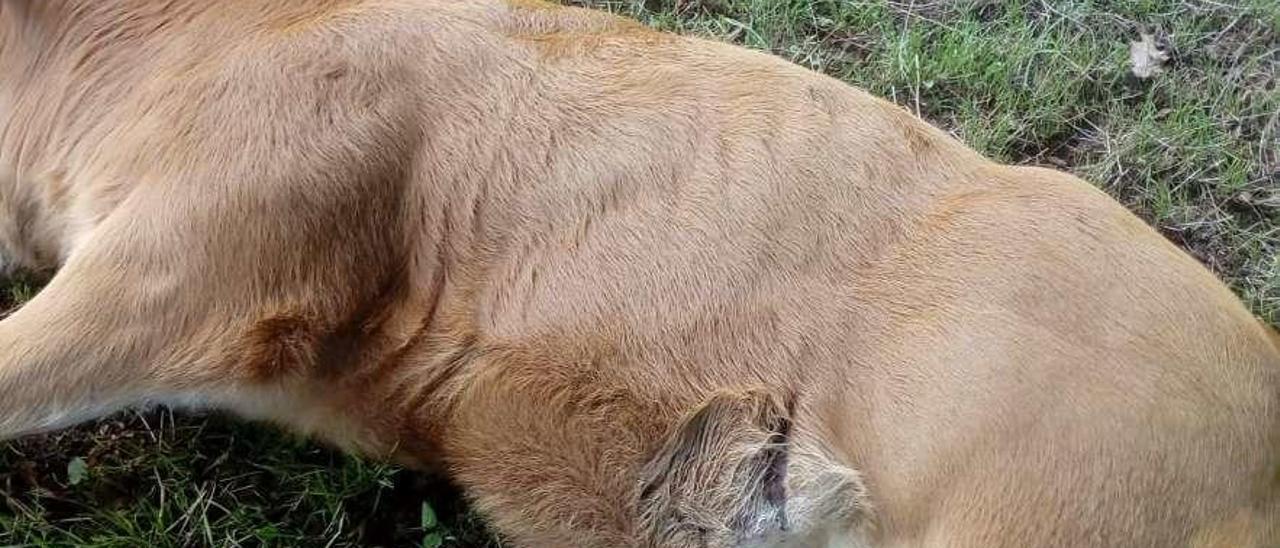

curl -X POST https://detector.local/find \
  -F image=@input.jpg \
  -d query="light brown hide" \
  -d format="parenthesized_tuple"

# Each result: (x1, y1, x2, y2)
(0, 1, 1277, 546)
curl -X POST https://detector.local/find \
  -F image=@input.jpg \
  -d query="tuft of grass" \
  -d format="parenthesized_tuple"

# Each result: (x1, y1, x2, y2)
(3, 1, 1278, 546)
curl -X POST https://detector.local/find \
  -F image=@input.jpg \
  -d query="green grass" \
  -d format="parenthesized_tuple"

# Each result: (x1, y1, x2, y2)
(3, 0, 1278, 546)
(2, 412, 497, 547)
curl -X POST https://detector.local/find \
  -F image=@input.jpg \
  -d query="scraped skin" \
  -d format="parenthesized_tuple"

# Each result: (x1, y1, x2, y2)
(0, 1, 1277, 546)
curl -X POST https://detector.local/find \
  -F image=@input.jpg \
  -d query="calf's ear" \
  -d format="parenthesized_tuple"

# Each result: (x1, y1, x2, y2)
(636, 388, 794, 547)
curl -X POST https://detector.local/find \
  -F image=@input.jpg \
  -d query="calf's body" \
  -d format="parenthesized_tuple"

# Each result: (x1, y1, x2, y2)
(0, 1, 1277, 546)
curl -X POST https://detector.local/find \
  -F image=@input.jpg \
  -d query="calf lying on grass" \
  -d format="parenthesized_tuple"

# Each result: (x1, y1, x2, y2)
(1, 1, 1278, 546)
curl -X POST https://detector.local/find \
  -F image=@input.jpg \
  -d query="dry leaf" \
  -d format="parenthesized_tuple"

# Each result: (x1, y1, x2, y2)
(1129, 33, 1169, 79)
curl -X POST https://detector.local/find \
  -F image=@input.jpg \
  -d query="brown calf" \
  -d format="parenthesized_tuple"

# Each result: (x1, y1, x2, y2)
(1, 1, 1277, 546)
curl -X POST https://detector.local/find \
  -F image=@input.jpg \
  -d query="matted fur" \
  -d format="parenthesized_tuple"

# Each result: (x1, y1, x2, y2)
(0, 1, 1278, 546)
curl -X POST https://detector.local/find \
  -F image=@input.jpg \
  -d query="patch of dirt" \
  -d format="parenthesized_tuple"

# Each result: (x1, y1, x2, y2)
(1160, 218, 1250, 281)
(1009, 123, 1098, 170)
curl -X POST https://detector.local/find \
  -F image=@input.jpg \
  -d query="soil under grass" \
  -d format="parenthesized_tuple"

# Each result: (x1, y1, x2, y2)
(3, 0, 1277, 546)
